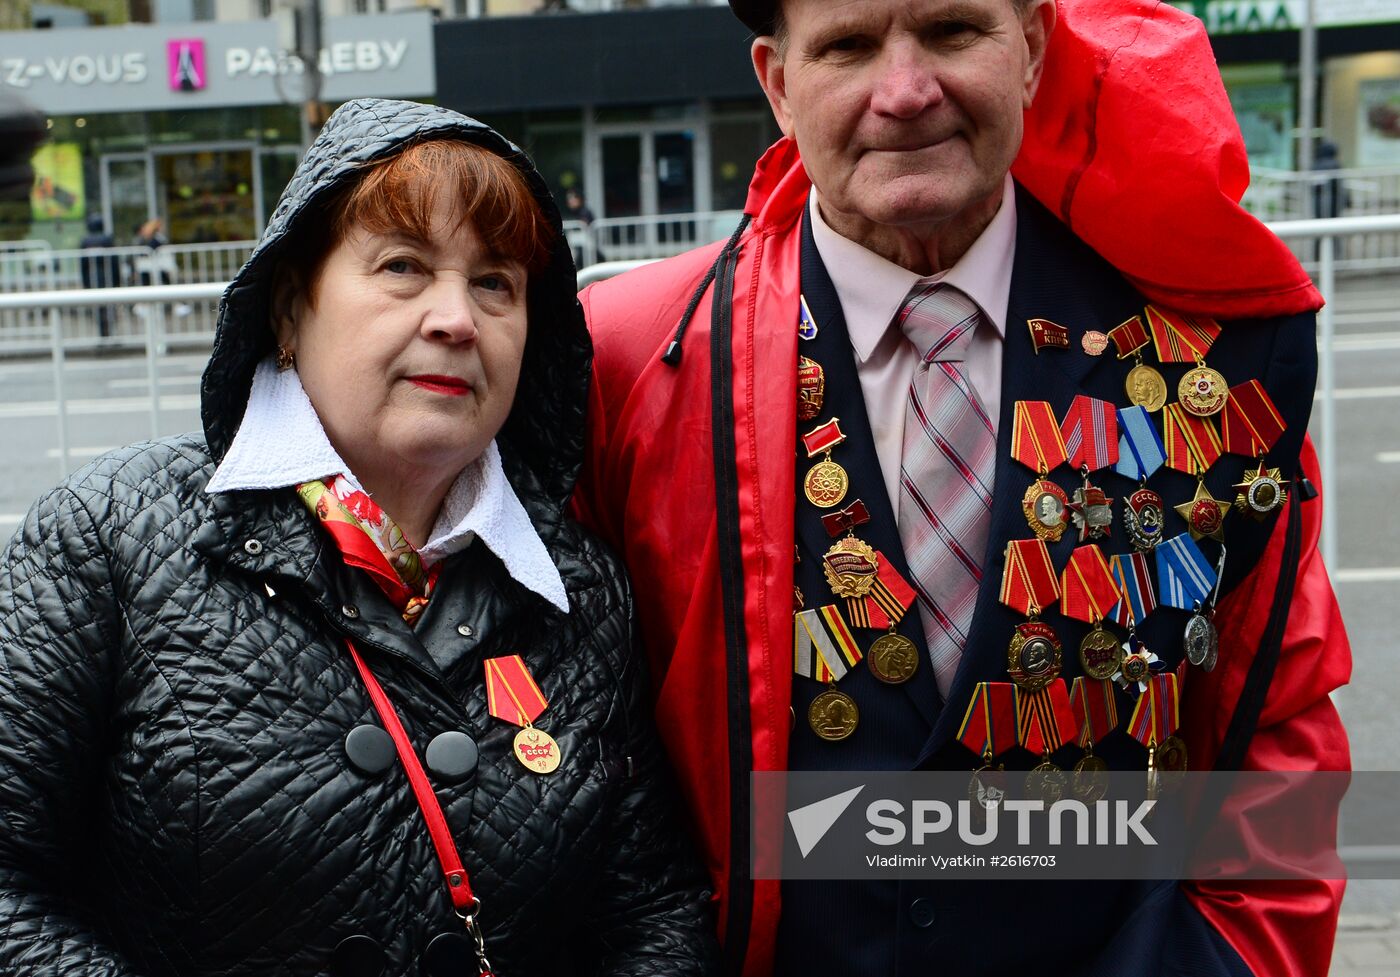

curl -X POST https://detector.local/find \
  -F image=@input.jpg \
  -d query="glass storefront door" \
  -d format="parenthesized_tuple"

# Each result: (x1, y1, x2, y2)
(101, 155, 154, 245)
(596, 125, 698, 257)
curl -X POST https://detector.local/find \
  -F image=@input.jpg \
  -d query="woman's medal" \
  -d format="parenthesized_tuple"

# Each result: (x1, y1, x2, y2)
(485, 655, 561, 774)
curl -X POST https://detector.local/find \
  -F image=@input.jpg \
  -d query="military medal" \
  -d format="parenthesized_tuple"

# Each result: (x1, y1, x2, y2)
(1060, 545, 1125, 680)
(1145, 304, 1228, 417)
(1108, 552, 1157, 632)
(798, 293, 819, 341)
(1183, 611, 1219, 669)
(1233, 461, 1287, 521)
(1015, 681, 1077, 803)
(1113, 637, 1161, 695)
(794, 606, 864, 741)
(1222, 380, 1287, 459)
(1000, 539, 1063, 691)
(1027, 318, 1070, 353)
(1070, 677, 1119, 803)
(1123, 488, 1166, 552)
(958, 682, 1017, 812)
(1156, 733, 1189, 772)
(1163, 402, 1223, 476)
(1128, 672, 1181, 776)
(801, 418, 849, 508)
(1156, 532, 1218, 613)
(1011, 401, 1070, 541)
(484, 655, 561, 774)
(1061, 396, 1119, 542)
(1066, 483, 1114, 543)
(1178, 365, 1229, 417)
(1115, 406, 1167, 483)
(797, 356, 826, 422)
(818, 499, 917, 634)
(1109, 315, 1168, 412)
(1174, 480, 1231, 543)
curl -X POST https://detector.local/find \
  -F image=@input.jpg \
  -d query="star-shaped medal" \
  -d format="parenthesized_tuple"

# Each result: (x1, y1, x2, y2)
(1232, 461, 1288, 521)
(1174, 481, 1231, 542)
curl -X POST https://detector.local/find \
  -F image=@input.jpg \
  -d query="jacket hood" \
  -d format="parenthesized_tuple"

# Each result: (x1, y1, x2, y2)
(200, 98, 590, 516)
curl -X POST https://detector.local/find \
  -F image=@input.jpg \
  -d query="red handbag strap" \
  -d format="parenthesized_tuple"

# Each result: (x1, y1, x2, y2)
(345, 640, 495, 975)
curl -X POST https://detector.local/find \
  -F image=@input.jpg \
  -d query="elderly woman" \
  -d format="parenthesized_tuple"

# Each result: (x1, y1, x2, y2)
(0, 100, 718, 977)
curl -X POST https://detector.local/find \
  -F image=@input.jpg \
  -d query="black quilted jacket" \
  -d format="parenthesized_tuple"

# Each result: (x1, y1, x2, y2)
(0, 100, 720, 977)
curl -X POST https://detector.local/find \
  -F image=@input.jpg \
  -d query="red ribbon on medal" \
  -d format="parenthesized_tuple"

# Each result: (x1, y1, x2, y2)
(1221, 379, 1287, 457)
(1109, 551, 1157, 629)
(802, 418, 846, 458)
(1000, 538, 1060, 617)
(845, 555, 917, 630)
(1145, 305, 1222, 363)
(1162, 403, 1223, 474)
(1127, 673, 1180, 747)
(1060, 395, 1120, 472)
(1015, 681, 1078, 755)
(1070, 677, 1120, 748)
(1059, 544, 1121, 625)
(821, 499, 872, 538)
(1027, 318, 1070, 353)
(1108, 315, 1150, 359)
(1011, 401, 1068, 474)
(484, 655, 549, 727)
(958, 681, 1018, 758)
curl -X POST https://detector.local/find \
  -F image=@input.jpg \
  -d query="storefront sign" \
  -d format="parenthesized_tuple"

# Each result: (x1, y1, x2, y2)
(1175, 0, 1400, 33)
(0, 12, 434, 114)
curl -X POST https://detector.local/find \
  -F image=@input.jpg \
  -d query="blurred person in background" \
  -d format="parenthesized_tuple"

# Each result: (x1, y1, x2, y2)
(80, 212, 121, 338)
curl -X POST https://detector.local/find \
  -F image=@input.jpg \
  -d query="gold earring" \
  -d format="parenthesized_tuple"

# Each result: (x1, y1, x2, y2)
(275, 345, 295, 371)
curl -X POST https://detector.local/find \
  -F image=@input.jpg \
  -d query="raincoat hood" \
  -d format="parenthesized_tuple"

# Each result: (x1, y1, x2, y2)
(200, 98, 590, 515)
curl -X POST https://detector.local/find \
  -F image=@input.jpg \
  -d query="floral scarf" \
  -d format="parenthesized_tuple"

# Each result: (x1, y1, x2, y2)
(297, 475, 440, 625)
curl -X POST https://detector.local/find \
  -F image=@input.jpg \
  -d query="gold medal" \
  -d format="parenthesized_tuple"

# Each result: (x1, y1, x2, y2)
(804, 459, 849, 508)
(1233, 460, 1287, 521)
(1021, 479, 1069, 542)
(512, 725, 562, 775)
(1178, 365, 1229, 417)
(1071, 753, 1109, 803)
(797, 356, 826, 422)
(1007, 621, 1062, 692)
(1125, 363, 1169, 412)
(822, 536, 879, 599)
(808, 687, 859, 741)
(1157, 734, 1188, 772)
(867, 631, 919, 684)
(1175, 481, 1231, 543)
(1078, 626, 1123, 681)
(1027, 760, 1068, 804)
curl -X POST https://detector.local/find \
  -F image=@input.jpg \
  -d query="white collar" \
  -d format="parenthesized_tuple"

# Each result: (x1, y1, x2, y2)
(810, 174, 1016, 363)
(206, 359, 570, 613)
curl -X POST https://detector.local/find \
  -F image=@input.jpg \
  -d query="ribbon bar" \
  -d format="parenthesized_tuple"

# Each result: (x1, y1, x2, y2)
(1070, 677, 1120, 748)
(1061, 395, 1120, 472)
(1060, 544, 1121, 625)
(1222, 380, 1287, 457)
(1146, 305, 1222, 363)
(958, 681, 1019, 758)
(485, 655, 550, 728)
(802, 418, 846, 458)
(1108, 315, 1150, 359)
(821, 499, 872, 538)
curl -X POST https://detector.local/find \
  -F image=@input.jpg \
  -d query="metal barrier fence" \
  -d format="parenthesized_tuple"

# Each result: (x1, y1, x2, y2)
(2, 213, 1399, 576)
(1247, 167, 1400, 275)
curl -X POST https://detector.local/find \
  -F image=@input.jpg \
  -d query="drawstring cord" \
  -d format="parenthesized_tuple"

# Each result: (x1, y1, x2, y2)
(660, 212, 753, 366)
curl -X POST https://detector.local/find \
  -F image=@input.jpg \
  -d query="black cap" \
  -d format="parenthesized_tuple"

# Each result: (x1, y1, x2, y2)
(729, 0, 778, 35)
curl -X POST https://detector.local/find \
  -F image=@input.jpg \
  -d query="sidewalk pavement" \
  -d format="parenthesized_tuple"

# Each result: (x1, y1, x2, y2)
(1332, 913, 1400, 976)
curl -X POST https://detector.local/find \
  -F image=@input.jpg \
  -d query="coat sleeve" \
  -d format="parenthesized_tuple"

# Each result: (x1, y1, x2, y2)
(581, 583, 722, 976)
(1178, 436, 1352, 977)
(0, 486, 145, 976)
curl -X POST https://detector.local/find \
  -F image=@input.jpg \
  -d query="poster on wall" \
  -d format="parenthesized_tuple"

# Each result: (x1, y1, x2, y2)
(30, 143, 85, 222)
(1358, 78, 1400, 167)
(1227, 82, 1295, 170)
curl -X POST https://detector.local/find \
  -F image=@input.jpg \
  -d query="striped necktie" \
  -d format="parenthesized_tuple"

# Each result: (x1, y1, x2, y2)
(895, 281, 997, 698)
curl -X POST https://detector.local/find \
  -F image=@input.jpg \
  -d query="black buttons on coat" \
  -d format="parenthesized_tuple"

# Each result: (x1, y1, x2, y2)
(422, 932, 474, 977)
(345, 725, 396, 775)
(332, 934, 385, 977)
(425, 731, 479, 783)
(909, 897, 937, 929)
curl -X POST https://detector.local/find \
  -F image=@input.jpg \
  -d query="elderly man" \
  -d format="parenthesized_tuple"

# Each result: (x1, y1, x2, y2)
(574, 1, 1350, 975)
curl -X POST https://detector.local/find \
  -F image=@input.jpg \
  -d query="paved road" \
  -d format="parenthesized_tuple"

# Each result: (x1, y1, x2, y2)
(1, 274, 1398, 972)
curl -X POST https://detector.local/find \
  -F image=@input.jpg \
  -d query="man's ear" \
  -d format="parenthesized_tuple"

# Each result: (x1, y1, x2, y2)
(752, 37, 795, 139)
(1021, 0, 1057, 107)
(270, 265, 303, 348)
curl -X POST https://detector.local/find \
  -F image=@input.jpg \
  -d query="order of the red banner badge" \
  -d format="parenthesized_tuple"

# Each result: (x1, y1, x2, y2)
(1015, 681, 1079, 802)
(802, 418, 849, 508)
(1109, 314, 1168, 413)
(484, 655, 561, 774)
(958, 681, 1017, 812)
(1059, 545, 1124, 681)
(1027, 318, 1070, 353)
(1061, 395, 1119, 543)
(1069, 677, 1119, 802)
(1145, 304, 1228, 418)
(794, 606, 864, 741)
(1011, 401, 1070, 541)
(1000, 539, 1063, 692)
(797, 356, 826, 422)
(1222, 379, 1289, 521)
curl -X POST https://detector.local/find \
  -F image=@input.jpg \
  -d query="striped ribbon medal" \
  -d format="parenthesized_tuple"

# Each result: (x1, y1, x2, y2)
(1060, 545, 1124, 681)
(1012, 401, 1071, 542)
(1115, 405, 1166, 481)
(1162, 403, 1223, 475)
(794, 605, 864, 741)
(843, 556, 917, 632)
(485, 655, 560, 774)
(1000, 539, 1064, 693)
(1223, 380, 1290, 522)
(958, 681, 1018, 766)
(1068, 677, 1119, 799)
(1147, 305, 1229, 418)
(1111, 314, 1170, 413)
(1128, 673, 1182, 771)
(1015, 681, 1079, 779)
(1155, 533, 1217, 611)
(1108, 551, 1157, 630)
(1061, 396, 1118, 543)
